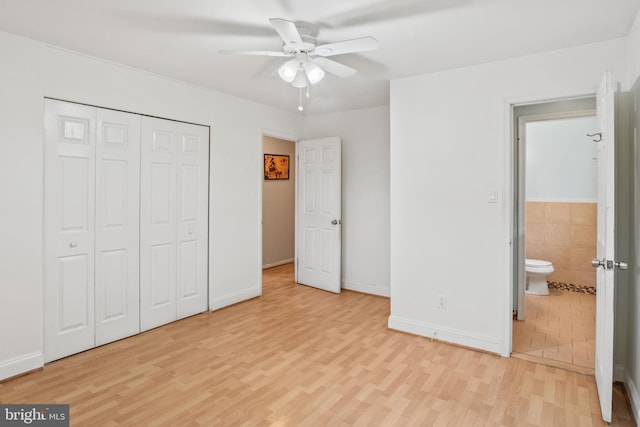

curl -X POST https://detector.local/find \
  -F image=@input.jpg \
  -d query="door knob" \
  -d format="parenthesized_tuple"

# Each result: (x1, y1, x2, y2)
(592, 258, 628, 270)
(331, 219, 341, 225)
(69, 241, 78, 248)
(615, 261, 628, 270)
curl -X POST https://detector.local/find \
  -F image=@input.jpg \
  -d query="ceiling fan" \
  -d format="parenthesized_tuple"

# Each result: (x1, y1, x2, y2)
(219, 18, 379, 100)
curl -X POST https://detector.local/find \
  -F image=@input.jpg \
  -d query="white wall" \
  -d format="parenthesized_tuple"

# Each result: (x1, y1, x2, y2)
(0, 32, 45, 379)
(0, 30, 303, 380)
(389, 38, 628, 355)
(629, 9, 640, 84)
(626, 6, 640, 421)
(526, 116, 597, 202)
(304, 106, 391, 297)
(44, 48, 212, 125)
(209, 94, 302, 310)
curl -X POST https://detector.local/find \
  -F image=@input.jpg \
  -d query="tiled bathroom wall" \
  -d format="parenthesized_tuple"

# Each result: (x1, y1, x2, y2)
(526, 201, 596, 288)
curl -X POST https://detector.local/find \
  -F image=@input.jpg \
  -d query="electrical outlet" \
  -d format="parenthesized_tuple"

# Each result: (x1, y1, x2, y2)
(438, 295, 447, 309)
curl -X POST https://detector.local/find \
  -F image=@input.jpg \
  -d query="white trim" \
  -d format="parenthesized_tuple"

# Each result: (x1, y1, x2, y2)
(294, 140, 299, 284)
(388, 315, 502, 355)
(342, 279, 390, 297)
(262, 258, 295, 269)
(505, 91, 597, 109)
(525, 197, 598, 203)
(0, 352, 43, 381)
(502, 97, 515, 356)
(625, 369, 640, 424)
(210, 286, 261, 311)
(260, 129, 299, 144)
(504, 95, 598, 358)
(259, 129, 300, 291)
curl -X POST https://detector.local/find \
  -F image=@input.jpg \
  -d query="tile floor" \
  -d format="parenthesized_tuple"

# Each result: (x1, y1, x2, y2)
(512, 288, 596, 374)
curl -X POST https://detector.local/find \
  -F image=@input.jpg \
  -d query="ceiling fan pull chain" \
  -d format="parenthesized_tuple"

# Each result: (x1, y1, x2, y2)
(298, 87, 304, 111)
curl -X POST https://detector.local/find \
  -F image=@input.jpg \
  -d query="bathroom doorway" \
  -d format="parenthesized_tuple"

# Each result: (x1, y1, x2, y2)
(511, 98, 599, 372)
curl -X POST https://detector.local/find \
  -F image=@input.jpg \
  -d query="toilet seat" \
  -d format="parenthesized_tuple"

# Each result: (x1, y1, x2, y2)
(526, 259, 552, 268)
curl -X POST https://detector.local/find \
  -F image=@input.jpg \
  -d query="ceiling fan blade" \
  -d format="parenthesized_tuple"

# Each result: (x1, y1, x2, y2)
(106, 11, 275, 37)
(269, 18, 304, 51)
(219, 50, 289, 57)
(312, 57, 357, 78)
(313, 37, 379, 57)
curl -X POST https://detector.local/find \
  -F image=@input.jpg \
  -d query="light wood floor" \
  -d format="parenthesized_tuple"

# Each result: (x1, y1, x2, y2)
(513, 289, 596, 374)
(0, 263, 635, 426)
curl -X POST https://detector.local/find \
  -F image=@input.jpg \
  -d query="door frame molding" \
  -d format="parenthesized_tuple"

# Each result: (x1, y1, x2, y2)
(514, 109, 596, 322)
(502, 91, 597, 357)
(259, 129, 301, 291)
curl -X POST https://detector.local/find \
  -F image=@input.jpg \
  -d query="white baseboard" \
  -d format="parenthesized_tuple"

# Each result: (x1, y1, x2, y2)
(625, 369, 640, 425)
(342, 279, 390, 297)
(388, 315, 502, 355)
(262, 259, 294, 269)
(0, 352, 43, 381)
(210, 286, 261, 311)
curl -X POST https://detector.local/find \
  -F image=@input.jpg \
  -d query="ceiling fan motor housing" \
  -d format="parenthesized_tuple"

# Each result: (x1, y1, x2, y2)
(282, 21, 318, 54)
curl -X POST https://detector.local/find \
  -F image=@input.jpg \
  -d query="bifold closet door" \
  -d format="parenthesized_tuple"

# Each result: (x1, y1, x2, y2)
(44, 100, 141, 362)
(140, 117, 209, 331)
(44, 100, 96, 363)
(94, 108, 141, 346)
(176, 124, 209, 319)
(140, 118, 178, 331)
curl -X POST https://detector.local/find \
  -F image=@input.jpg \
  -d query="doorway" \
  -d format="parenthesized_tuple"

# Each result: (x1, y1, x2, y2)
(511, 98, 599, 372)
(262, 135, 296, 286)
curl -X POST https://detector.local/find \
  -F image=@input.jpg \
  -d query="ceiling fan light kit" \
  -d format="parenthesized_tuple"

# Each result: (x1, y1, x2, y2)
(292, 70, 308, 88)
(278, 59, 299, 82)
(220, 18, 379, 111)
(303, 61, 325, 84)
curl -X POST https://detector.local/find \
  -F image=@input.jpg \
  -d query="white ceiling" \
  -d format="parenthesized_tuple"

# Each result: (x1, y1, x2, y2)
(1, 0, 639, 114)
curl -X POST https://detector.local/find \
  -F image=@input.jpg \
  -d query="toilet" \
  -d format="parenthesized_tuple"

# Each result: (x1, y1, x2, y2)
(525, 259, 554, 295)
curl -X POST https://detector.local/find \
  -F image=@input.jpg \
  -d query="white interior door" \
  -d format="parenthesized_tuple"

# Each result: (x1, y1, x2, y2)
(44, 100, 96, 362)
(296, 137, 342, 293)
(594, 71, 619, 423)
(176, 124, 209, 319)
(140, 117, 209, 330)
(95, 108, 141, 345)
(140, 117, 178, 331)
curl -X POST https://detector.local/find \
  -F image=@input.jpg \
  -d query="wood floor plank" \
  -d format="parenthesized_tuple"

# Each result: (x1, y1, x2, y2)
(0, 263, 636, 426)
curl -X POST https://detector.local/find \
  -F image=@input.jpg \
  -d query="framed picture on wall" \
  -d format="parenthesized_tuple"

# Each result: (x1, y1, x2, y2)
(264, 154, 290, 180)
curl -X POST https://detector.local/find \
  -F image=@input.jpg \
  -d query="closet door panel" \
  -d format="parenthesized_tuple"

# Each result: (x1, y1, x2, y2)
(95, 108, 141, 345)
(176, 125, 209, 319)
(44, 100, 96, 363)
(140, 117, 178, 331)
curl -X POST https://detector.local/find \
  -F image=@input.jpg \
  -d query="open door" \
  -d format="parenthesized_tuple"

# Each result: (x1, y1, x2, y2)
(593, 71, 626, 422)
(296, 137, 342, 293)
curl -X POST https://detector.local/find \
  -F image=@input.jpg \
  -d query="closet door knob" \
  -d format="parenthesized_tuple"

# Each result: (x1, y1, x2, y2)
(69, 241, 78, 248)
